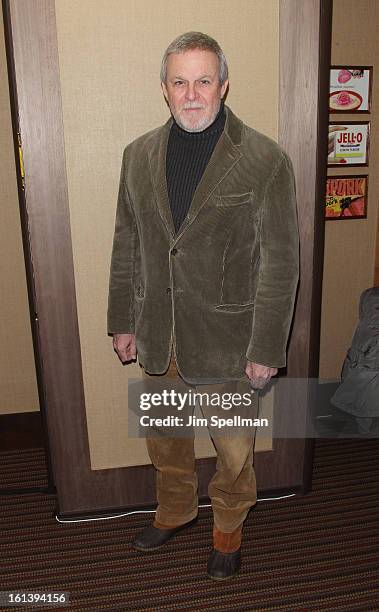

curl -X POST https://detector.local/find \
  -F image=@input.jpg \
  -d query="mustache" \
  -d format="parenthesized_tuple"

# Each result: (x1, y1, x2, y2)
(182, 103, 206, 110)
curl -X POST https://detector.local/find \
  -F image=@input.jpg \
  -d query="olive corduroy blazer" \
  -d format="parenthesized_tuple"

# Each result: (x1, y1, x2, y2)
(107, 106, 299, 383)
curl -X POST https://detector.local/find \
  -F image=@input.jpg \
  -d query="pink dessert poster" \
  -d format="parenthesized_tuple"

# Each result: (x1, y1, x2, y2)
(329, 67, 372, 113)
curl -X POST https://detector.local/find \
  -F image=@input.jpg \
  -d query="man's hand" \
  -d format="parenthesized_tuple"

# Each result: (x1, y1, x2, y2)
(112, 333, 137, 362)
(245, 361, 278, 389)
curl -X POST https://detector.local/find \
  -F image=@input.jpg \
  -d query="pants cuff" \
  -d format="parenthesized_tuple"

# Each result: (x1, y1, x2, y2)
(213, 525, 242, 553)
(155, 506, 198, 527)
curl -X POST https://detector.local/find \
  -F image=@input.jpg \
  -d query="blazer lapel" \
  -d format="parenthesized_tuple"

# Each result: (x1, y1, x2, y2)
(174, 134, 242, 241)
(148, 117, 176, 239)
(173, 106, 243, 242)
(148, 106, 244, 242)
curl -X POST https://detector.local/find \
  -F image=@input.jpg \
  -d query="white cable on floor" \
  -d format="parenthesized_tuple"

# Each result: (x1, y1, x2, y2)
(55, 493, 296, 524)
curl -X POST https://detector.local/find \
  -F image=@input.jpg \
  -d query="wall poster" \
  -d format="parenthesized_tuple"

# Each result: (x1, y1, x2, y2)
(328, 122, 370, 166)
(329, 67, 372, 113)
(325, 175, 368, 220)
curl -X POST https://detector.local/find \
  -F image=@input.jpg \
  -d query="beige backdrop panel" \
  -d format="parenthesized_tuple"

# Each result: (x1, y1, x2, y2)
(319, 0, 379, 380)
(0, 5, 39, 414)
(55, 0, 278, 468)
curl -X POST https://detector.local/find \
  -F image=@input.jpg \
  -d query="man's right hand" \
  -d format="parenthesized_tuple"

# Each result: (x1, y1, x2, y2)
(112, 333, 137, 362)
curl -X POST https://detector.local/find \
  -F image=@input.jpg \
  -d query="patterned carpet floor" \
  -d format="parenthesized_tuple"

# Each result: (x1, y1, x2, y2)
(1, 438, 378, 611)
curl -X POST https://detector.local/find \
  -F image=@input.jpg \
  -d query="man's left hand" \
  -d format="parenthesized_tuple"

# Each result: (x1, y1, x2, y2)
(245, 361, 278, 389)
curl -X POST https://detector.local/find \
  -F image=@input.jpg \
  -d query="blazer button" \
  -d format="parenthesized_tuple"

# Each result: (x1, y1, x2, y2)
(166, 287, 172, 294)
(171, 248, 178, 256)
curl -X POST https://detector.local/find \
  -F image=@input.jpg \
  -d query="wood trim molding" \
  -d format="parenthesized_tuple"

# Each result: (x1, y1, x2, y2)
(3, 0, 332, 516)
(270, 0, 333, 493)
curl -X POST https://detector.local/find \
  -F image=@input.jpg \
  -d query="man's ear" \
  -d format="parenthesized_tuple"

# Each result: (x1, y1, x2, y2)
(161, 81, 168, 100)
(221, 79, 229, 99)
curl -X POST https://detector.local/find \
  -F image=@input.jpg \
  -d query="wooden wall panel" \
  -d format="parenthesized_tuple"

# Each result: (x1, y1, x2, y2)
(266, 0, 332, 492)
(3, 0, 331, 516)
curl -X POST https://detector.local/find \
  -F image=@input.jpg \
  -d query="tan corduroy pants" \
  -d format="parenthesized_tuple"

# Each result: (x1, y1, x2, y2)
(142, 353, 258, 534)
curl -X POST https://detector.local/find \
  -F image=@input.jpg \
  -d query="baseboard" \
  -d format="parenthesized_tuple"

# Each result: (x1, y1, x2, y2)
(0, 411, 44, 450)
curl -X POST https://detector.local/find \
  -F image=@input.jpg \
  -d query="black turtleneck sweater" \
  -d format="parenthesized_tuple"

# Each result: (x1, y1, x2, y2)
(166, 102, 226, 233)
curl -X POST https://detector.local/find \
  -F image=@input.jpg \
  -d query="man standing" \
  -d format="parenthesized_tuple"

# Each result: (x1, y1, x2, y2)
(108, 32, 299, 579)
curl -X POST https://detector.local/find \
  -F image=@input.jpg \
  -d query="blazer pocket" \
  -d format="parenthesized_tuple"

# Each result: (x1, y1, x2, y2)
(216, 192, 252, 207)
(214, 302, 254, 313)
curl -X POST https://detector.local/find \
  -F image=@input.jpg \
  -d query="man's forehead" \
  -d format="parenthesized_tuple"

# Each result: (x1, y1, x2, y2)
(166, 49, 219, 74)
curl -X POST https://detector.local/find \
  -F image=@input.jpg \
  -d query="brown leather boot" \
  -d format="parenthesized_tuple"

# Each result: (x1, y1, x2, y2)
(207, 525, 242, 580)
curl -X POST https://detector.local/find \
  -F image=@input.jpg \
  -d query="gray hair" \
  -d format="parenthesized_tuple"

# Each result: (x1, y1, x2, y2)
(160, 31, 229, 85)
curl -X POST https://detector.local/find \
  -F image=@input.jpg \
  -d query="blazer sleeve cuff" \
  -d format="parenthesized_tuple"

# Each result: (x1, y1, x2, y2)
(245, 345, 286, 369)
